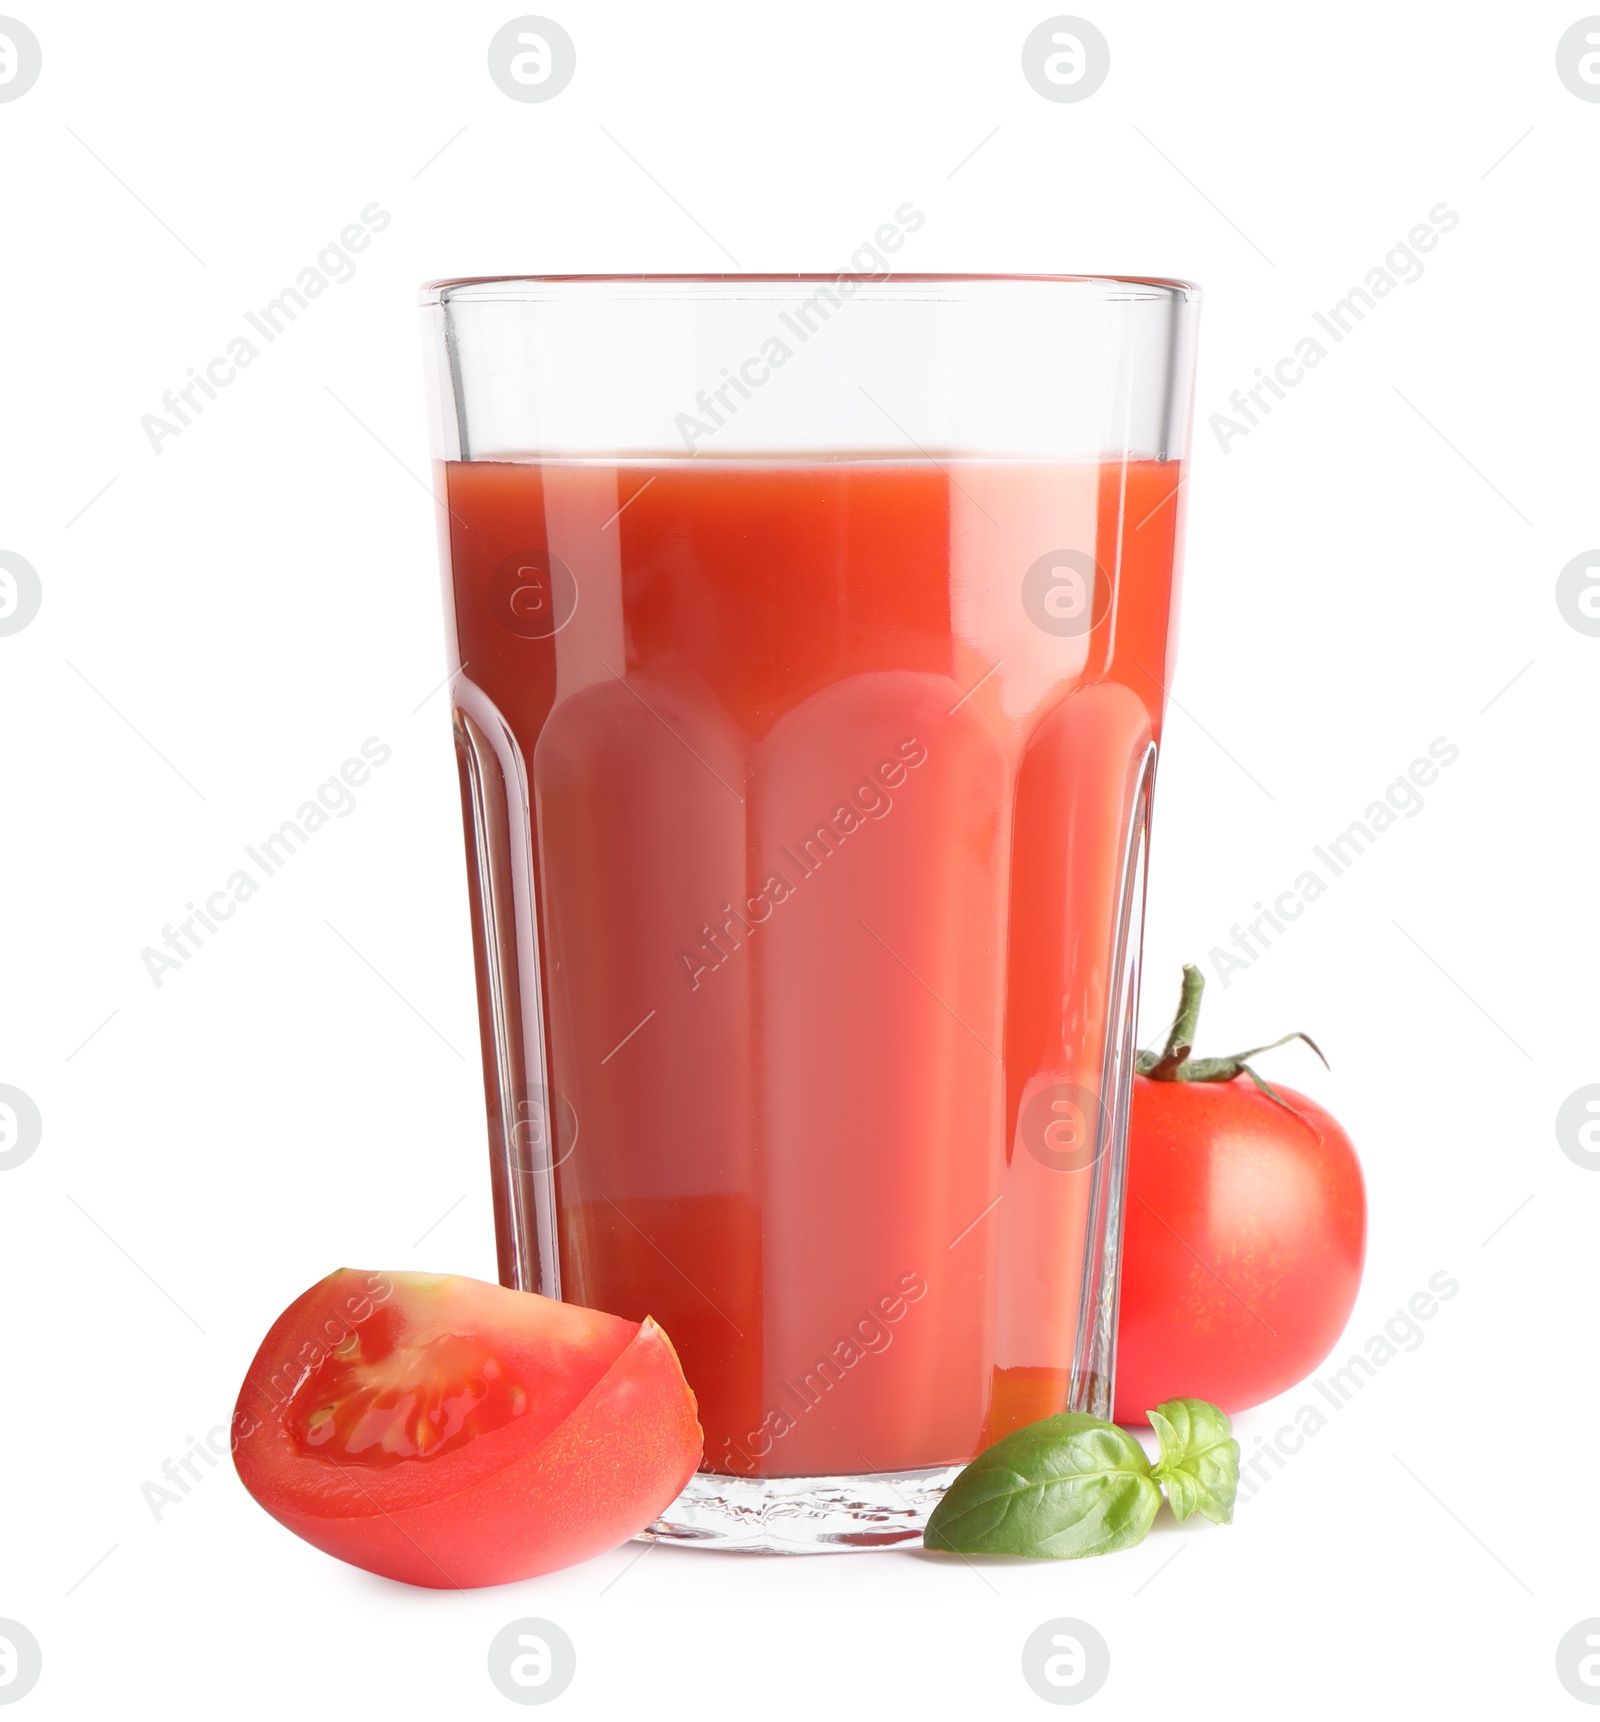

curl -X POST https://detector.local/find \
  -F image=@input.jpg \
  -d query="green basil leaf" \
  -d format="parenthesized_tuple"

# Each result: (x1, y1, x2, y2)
(924, 1413, 1160, 1558)
(1147, 1397, 1240, 1524)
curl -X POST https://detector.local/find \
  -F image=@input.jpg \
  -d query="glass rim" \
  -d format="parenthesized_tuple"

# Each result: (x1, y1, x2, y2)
(419, 272, 1201, 307)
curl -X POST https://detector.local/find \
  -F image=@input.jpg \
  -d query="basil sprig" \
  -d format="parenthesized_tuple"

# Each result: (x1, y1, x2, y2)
(924, 1397, 1239, 1558)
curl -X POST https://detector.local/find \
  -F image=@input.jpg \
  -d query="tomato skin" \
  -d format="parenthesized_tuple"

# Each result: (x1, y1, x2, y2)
(232, 1271, 702, 1588)
(1113, 1076, 1366, 1423)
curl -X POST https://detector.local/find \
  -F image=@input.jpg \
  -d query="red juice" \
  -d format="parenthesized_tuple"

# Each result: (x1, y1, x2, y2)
(439, 455, 1182, 1478)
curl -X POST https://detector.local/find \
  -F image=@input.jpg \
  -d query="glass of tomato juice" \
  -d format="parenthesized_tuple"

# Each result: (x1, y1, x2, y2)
(418, 273, 1200, 1550)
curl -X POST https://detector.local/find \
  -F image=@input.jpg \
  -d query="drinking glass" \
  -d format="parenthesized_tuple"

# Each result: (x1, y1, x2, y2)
(419, 272, 1199, 1551)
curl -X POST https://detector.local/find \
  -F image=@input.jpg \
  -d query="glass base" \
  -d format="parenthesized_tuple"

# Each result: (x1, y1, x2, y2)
(643, 1465, 965, 1554)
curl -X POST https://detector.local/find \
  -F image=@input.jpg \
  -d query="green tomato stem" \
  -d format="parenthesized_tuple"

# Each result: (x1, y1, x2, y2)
(1135, 965, 1330, 1112)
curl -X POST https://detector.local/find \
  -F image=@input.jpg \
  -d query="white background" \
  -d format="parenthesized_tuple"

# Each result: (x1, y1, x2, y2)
(3, 1, 1597, 1716)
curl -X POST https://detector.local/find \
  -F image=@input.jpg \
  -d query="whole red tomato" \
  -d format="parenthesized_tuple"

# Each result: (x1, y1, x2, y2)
(1114, 967, 1366, 1422)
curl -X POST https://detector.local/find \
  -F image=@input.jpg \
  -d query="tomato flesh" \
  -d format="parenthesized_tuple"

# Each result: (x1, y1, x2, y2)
(288, 1319, 529, 1466)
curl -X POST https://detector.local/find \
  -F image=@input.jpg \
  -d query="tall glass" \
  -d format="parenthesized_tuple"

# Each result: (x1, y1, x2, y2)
(419, 273, 1199, 1551)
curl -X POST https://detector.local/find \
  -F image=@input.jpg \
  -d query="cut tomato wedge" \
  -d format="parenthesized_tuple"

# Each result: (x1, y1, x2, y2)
(232, 1270, 702, 1587)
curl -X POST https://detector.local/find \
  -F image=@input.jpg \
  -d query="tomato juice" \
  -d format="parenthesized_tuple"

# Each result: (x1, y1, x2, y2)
(440, 455, 1183, 1478)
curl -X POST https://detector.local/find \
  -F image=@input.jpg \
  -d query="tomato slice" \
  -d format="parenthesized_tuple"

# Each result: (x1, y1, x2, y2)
(232, 1270, 702, 1588)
